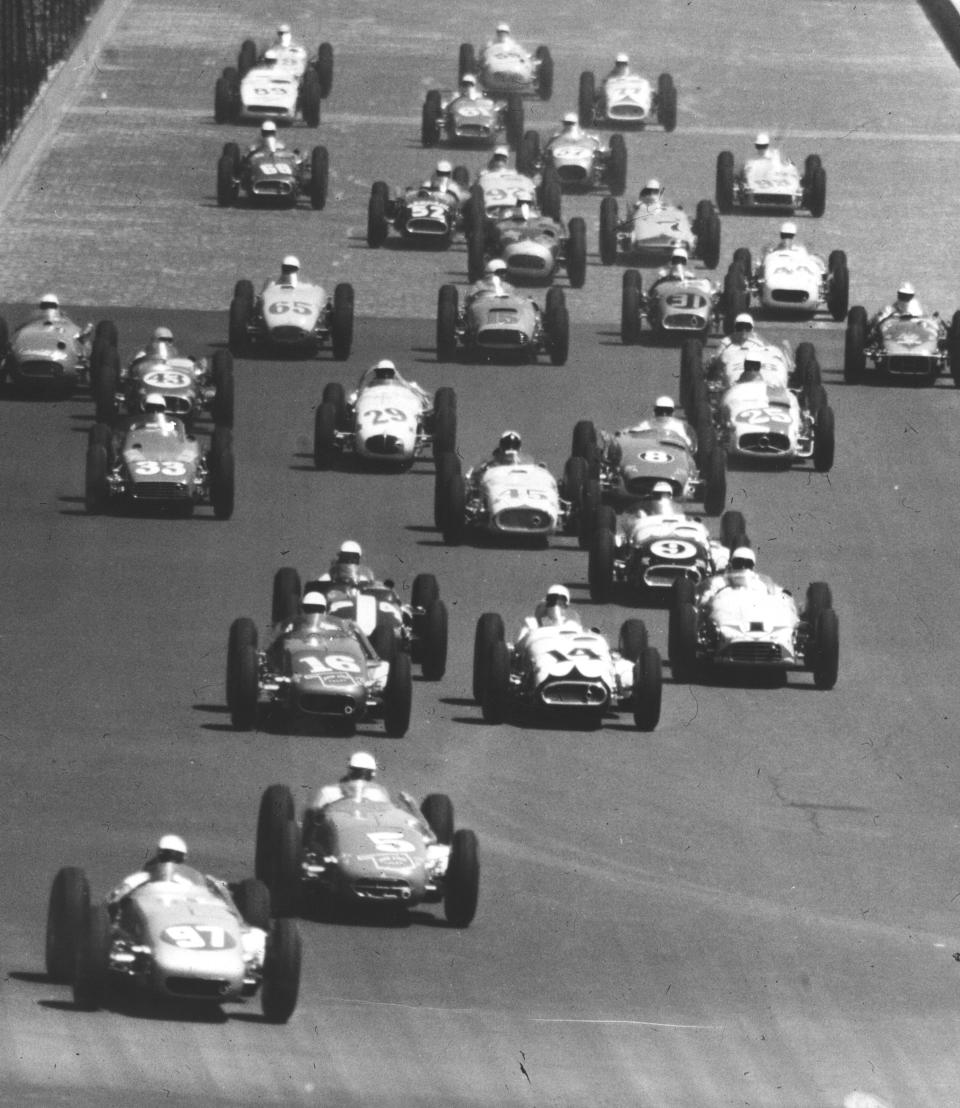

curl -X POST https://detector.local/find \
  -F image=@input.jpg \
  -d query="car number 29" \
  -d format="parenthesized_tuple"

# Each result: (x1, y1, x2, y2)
(360, 407, 407, 424)
(133, 461, 187, 476)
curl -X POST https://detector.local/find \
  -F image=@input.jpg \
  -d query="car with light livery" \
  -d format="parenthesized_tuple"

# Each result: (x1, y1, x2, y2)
(599, 192, 720, 269)
(436, 283, 568, 363)
(578, 68, 676, 130)
(229, 273, 353, 360)
(214, 35, 333, 127)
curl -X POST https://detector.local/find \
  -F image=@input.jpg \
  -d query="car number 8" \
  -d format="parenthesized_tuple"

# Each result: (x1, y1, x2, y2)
(638, 450, 675, 463)
(134, 461, 186, 476)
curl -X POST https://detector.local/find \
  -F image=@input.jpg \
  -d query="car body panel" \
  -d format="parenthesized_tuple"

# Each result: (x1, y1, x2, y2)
(600, 74, 653, 123)
(619, 203, 694, 262)
(476, 461, 562, 535)
(736, 155, 804, 211)
(646, 276, 718, 334)
(259, 281, 327, 346)
(238, 65, 299, 122)
(6, 315, 90, 388)
(757, 246, 825, 313)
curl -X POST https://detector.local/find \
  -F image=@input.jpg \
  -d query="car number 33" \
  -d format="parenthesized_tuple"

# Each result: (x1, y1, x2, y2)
(133, 460, 187, 476)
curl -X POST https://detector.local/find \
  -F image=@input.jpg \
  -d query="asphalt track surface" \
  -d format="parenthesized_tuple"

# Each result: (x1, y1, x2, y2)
(1, 2, 960, 1106)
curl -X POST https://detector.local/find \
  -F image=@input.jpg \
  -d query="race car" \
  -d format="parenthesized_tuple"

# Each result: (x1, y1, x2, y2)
(271, 564, 448, 680)
(599, 192, 721, 269)
(435, 282, 569, 364)
(225, 575, 412, 735)
(433, 450, 582, 546)
(669, 572, 839, 689)
(84, 416, 235, 518)
(45, 862, 300, 1021)
(578, 68, 677, 131)
(313, 365, 456, 470)
(472, 609, 662, 730)
(588, 503, 747, 603)
(90, 330, 234, 428)
(844, 303, 959, 385)
(214, 34, 333, 126)
(228, 273, 353, 359)
(0, 307, 103, 394)
(516, 126, 627, 196)
(367, 170, 470, 248)
(715, 148, 826, 217)
(421, 87, 524, 149)
(621, 268, 722, 343)
(723, 243, 848, 322)
(254, 779, 479, 926)
(459, 34, 553, 99)
(216, 141, 329, 209)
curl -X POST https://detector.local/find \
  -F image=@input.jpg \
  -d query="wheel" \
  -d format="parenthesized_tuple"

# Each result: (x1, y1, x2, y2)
(668, 601, 698, 683)
(535, 45, 553, 100)
(563, 455, 588, 529)
(539, 167, 562, 221)
(578, 478, 600, 550)
(949, 310, 960, 387)
(813, 404, 835, 473)
(482, 640, 511, 723)
(589, 527, 616, 603)
(321, 381, 346, 428)
(313, 402, 338, 469)
(419, 600, 448, 680)
(255, 783, 295, 884)
(680, 338, 704, 415)
(806, 582, 834, 622)
(214, 75, 238, 124)
(366, 180, 390, 246)
(93, 343, 119, 423)
(621, 269, 642, 343)
(421, 89, 442, 146)
(233, 877, 271, 930)
(411, 572, 440, 609)
(517, 129, 540, 177)
(216, 152, 237, 206)
(227, 616, 259, 729)
(472, 612, 505, 704)
(607, 133, 627, 196)
(458, 43, 476, 82)
(46, 867, 90, 982)
(715, 151, 735, 214)
(723, 265, 749, 334)
(467, 225, 486, 283)
(261, 918, 302, 1023)
(421, 794, 454, 844)
(228, 293, 251, 355)
(444, 829, 479, 927)
(599, 196, 618, 265)
(73, 903, 111, 1011)
(504, 93, 524, 148)
(370, 623, 397, 663)
(656, 73, 677, 132)
(826, 256, 849, 321)
(578, 70, 596, 126)
(432, 386, 457, 457)
(571, 419, 598, 466)
(88, 422, 111, 451)
(844, 305, 867, 383)
(566, 218, 587, 289)
(812, 608, 839, 690)
(238, 38, 257, 77)
(265, 817, 300, 918)
(271, 567, 301, 626)
(633, 648, 663, 731)
(436, 284, 459, 361)
(619, 619, 649, 661)
(309, 145, 329, 210)
(209, 439, 235, 520)
(331, 283, 354, 360)
(702, 446, 726, 516)
(544, 286, 569, 366)
(697, 208, 721, 269)
(300, 68, 321, 127)
(794, 342, 821, 393)
(452, 164, 470, 188)
(805, 163, 827, 217)
(316, 41, 334, 98)
(383, 652, 412, 737)
(720, 510, 748, 551)
(210, 349, 234, 427)
(84, 445, 109, 514)
(731, 247, 752, 276)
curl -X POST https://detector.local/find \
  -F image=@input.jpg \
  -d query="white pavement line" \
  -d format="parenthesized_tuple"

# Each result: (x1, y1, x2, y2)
(0, 0, 137, 218)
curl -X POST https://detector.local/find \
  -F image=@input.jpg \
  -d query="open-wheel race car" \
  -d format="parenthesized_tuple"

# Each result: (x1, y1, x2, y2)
(436, 282, 569, 364)
(84, 415, 234, 519)
(216, 140, 328, 209)
(669, 571, 839, 689)
(459, 33, 553, 100)
(229, 273, 353, 359)
(715, 147, 826, 217)
(472, 609, 662, 730)
(722, 242, 848, 323)
(599, 192, 721, 269)
(844, 303, 960, 386)
(367, 169, 470, 248)
(516, 126, 627, 196)
(226, 570, 413, 735)
(0, 304, 107, 395)
(214, 32, 333, 126)
(421, 87, 524, 150)
(620, 268, 722, 343)
(254, 779, 479, 926)
(313, 365, 456, 470)
(578, 67, 676, 130)
(45, 862, 300, 1021)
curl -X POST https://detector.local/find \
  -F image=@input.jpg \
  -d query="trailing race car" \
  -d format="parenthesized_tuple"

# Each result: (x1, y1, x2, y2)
(472, 607, 662, 730)
(313, 362, 456, 470)
(214, 33, 333, 126)
(435, 282, 569, 364)
(723, 240, 848, 322)
(844, 303, 959, 386)
(715, 146, 826, 217)
(599, 189, 721, 269)
(254, 778, 479, 926)
(226, 577, 412, 735)
(516, 126, 627, 196)
(460, 32, 553, 100)
(620, 268, 722, 343)
(367, 171, 470, 248)
(45, 862, 300, 1021)
(216, 141, 329, 209)
(271, 563, 448, 681)
(0, 303, 104, 394)
(683, 337, 836, 473)
(421, 86, 524, 149)
(228, 272, 353, 359)
(668, 565, 839, 689)
(578, 67, 677, 131)
(84, 413, 235, 519)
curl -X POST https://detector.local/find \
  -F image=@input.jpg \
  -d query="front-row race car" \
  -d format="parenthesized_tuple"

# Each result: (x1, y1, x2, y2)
(722, 241, 848, 324)
(45, 861, 300, 1020)
(216, 140, 329, 210)
(436, 282, 568, 363)
(254, 778, 479, 926)
(214, 33, 332, 126)
(228, 270, 353, 360)
(578, 65, 676, 131)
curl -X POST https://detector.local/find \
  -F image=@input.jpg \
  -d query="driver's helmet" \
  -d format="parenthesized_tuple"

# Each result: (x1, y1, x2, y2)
(489, 145, 509, 168)
(613, 52, 629, 75)
(540, 583, 571, 625)
(653, 395, 676, 418)
(485, 258, 507, 277)
(779, 220, 797, 244)
(754, 131, 770, 154)
(38, 292, 59, 312)
(669, 245, 688, 270)
(148, 325, 174, 357)
(143, 392, 167, 418)
(495, 22, 511, 41)
(434, 159, 452, 183)
(260, 119, 278, 150)
(513, 187, 534, 219)
(639, 178, 662, 203)
(644, 479, 675, 516)
(460, 73, 478, 94)
(346, 750, 377, 781)
(302, 589, 327, 614)
(276, 22, 291, 46)
(727, 545, 757, 586)
(732, 312, 755, 339)
(280, 254, 300, 281)
(895, 281, 919, 315)
(153, 834, 187, 865)
(263, 48, 279, 64)
(561, 111, 579, 133)
(372, 358, 397, 381)
(497, 429, 521, 462)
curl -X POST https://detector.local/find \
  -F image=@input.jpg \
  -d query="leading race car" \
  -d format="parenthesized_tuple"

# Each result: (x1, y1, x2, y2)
(668, 568, 839, 690)
(84, 414, 235, 519)
(578, 68, 676, 131)
(0, 305, 104, 394)
(715, 147, 826, 217)
(313, 363, 457, 470)
(228, 273, 353, 359)
(459, 34, 553, 100)
(214, 34, 333, 127)
(421, 87, 524, 150)
(599, 191, 721, 269)
(45, 862, 300, 1021)
(226, 576, 412, 735)
(516, 126, 627, 196)
(216, 140, 329, 209)
(254, 779, 479, 926)
(844, 303, 959, 386)
(436, 282, 569, 364)
(472, 608, 662, 730)
(723, 242, 848, 322)
(367, 171, 470, 248)
(620, 268, 722, 343)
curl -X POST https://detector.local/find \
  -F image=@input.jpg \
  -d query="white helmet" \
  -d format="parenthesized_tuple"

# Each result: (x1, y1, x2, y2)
(646, 480, 675, 514)
(276, 22, 291, 43)
(754, 131, 770, 149)
(155, 834, 187, 862)
(39, 292, 59, 310)
(337, 540, 362, 563)
(492, 144, 509, 160)
(144, 392, 166, 412)
(640, 178, 661, 199)
(153, 326, 173, 342)
(261, 120, 277, 136)
(302, 590, 327, 612)
(496, 22, 511, 35)
(615, 53, 629, 65)
(654, 395, 676, 417)
(485, 258, 507, 276)
(651, 480, 673, 496)
(670, 246, 689, 265)
(545, 584, 570, 606)
(263, 48, 279, 61)
(733, 312, 754, 330)
(562, 111, 578, 127)
(281, 255, 300, 276)
(461, 73, 477, 86)
(897, 281, 915, 300)
(499, 429, 522, 453)
(435, 160, 452, 175)
(779, 221, 797, 239)
(347, 750, 377, 780)
(729, 546, 756, 571)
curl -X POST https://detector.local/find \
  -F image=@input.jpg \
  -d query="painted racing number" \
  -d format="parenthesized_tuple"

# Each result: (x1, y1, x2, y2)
(299, 654, 362, 674)
(649, 539, 697, 559)
(268, 301, 312, 315)
(133, 461, 187, 476)
(736, 408, 791, 425)
(360, 407, 407, 424)
(638, 450, 675, 463)
(367, 831, 415, 853)
(142, 369, 191, 389)
(664, 292, 707, 309)
(162, 924, 233, 950)
(257, 163, 293, 175)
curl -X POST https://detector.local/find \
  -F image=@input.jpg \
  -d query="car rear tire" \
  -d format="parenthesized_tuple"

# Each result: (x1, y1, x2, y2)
(680, 338, 704, 415)
(261, 918, 302, 1023)
(844, 305, 867, 383)
(697, 206, 721, 269)
(411, 572, 440, 609)
(234, 877, 271, 930)
(46, 866, 90, 983)
(472, 612, 505, 704)
(366, 180, 389, 246)
(723, 265, 749, 334)
(458, 43, 476, 82)
(420, 600, 449, 680)
(436, 284, 459, 361)
(545, 286, 569, 365)
(209, 436, 235, 520)
(607, 132, 627, 196)
(505, 93, 524, 148)
(84, 445, 109, 514)
(73, 903, 111, 1011)
(715, 151, 735, 214)
(444, 829, 479, 927)
(309, 145, 329, 210)
(669, 600, 698, 684)
(535, 45, 553, 100)
(271, 568, 301, 626)
(657, 73, 677, 132)
(421, 89, 441, 147)
(599, 196, 618, 265)
(702, 446, 726, 516)
(316, 42, 334, 98)
(482, 640, 510, 724)
(571, 419, 599, 468)
(621, 269, 642, 343)
(331, 284, 354, 360)
(237, 38, 256, 77)
(227, 616, 258, 729)
(812, 608, 839, 690)
(432, 386, 457, 457)
(517, 129, 540, 177)
(633, 647, 663, 731)
(255, 783, 295, 884)
(300, 68, 321, 127)
(827, 251, 849, 321)
(210, 349, 235, 427)
(566, 217, 587, 289)
(421, 794, 454, 844)
(539, 166, 562, 222)
(813, 404, 835, 472)
(214, 75, 238, 124)
(578, 70, 596, 126)
(92, 344, 119, 423)
(383, 652, 413, 737)
(313, 401, 338, 469)
(619, 619, 649, 662)
(435, 452, 466, 544)
(720, 510, 748, 552)
(216, 152, 237, 206)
